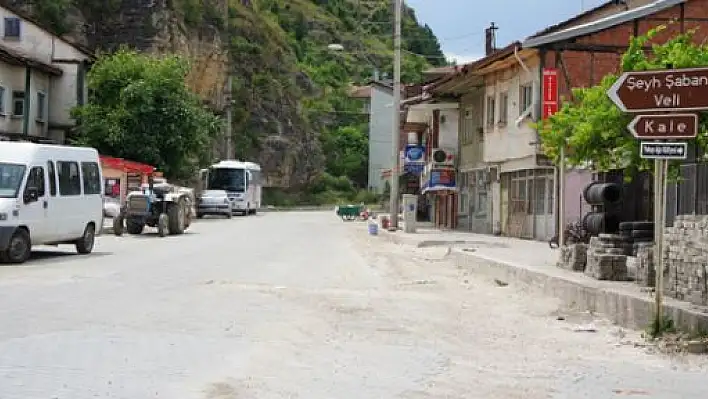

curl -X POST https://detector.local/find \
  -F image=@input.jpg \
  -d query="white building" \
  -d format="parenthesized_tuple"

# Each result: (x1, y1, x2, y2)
(0, 4, 92, 143)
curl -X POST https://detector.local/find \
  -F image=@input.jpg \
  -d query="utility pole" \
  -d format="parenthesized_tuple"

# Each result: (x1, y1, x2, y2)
(388, 0, 402, 230)
(225, 74, 233, 160)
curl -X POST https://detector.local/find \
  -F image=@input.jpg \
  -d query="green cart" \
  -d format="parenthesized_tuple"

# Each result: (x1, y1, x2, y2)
(336, 204, 363, 221)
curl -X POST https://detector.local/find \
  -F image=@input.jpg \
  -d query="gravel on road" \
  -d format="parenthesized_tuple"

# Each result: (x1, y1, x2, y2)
(0, 212, 706, 399)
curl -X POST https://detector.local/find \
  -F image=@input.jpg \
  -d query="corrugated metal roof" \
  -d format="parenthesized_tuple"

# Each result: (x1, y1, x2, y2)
(527, 0, 623, 39)
(523, 0, 686, 48)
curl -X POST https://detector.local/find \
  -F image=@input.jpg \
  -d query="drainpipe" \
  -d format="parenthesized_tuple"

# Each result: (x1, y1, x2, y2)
(22, 67, 31, 137)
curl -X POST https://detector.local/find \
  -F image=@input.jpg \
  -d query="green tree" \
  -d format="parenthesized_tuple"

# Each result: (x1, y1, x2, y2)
(71, 49, 222, 179)
(537, 26, 708, 176)
(320, 124, 368, 187)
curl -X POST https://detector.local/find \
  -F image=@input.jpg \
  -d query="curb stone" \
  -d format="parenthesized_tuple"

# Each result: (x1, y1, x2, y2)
(373, 228, 708, 333)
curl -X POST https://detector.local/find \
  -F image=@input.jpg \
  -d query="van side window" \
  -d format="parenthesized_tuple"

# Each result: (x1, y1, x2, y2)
(81, 162, 101, 195)
(24, 166, 45, 197)
(47, 161, 56, 196)
(57, 161, 81, 196)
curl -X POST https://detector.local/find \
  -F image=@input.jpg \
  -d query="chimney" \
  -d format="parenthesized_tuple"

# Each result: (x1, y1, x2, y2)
(485, 22, 498, 55)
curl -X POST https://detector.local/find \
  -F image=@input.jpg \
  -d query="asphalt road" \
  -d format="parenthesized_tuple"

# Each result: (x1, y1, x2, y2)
(0, 211, 707, 398)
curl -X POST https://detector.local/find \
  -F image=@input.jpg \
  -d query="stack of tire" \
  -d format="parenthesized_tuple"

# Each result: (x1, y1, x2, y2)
(618, 221, 654, 256)
(582, 182, 622, 235)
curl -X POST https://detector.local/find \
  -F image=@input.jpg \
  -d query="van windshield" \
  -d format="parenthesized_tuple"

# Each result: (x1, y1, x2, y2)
(0, 163, 26, 198)
(207, 168, 245, 192)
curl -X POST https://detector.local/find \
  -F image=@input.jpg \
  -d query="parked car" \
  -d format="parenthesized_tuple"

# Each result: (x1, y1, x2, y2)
(0, 142, 103, 263)
(196, 190, 233, 219)
(103, 196, 121, 218)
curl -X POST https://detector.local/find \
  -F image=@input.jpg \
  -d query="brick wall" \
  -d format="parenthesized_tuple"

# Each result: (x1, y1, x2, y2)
(542, 0, 708, 101)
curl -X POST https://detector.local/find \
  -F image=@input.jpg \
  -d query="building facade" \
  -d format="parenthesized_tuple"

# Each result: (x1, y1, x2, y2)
(0, 4, 92, 143)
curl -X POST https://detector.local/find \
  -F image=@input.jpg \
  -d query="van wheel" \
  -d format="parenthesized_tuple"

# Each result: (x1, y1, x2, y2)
(75, 223, 96, 254)
(1, 229, 31, 264)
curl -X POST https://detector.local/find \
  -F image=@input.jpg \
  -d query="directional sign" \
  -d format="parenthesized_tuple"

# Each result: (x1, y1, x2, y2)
(607, 67, 708, 112)
(640, 141, 688, 160)
(627, 113, 698, 139)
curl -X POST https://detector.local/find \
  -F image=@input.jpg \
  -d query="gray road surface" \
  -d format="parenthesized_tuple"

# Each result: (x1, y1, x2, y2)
(0, 211, 706, 399)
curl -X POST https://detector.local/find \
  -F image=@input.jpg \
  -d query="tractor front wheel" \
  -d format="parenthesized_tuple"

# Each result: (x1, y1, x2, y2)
(168, 202, 186, 235)
(157, 213, 169, 237)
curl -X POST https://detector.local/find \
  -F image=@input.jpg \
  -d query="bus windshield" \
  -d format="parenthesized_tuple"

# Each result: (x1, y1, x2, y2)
(0, 163, 26, 198)
(207, 168, 245, 192)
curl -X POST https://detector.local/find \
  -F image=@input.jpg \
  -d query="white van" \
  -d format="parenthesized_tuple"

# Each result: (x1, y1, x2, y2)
(0, 142, 103, 263)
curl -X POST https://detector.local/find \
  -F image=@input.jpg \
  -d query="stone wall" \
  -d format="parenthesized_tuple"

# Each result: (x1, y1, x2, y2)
(664, 215, 708, 306)
(584, 235, 628, 281)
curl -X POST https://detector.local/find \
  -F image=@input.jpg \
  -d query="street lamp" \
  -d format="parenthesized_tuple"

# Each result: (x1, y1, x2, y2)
(326, 42, 380, 80)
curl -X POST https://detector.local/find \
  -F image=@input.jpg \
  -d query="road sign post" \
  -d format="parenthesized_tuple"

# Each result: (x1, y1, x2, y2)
(607, 66, 708, 332)
(607, 67, 708, 113)
(640, 141, 688, 159)
(628, 114, 698, 140)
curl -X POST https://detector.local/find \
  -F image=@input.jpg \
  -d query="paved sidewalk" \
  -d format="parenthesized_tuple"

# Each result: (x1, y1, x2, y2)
(370, 225, 708, 333)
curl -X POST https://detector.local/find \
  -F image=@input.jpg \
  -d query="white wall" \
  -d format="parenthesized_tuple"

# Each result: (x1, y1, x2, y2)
(0, 6, 90, 131)
(368, 85, 394, 192)
(482, 58, 540, 172)
(437, 109, 458, 150)
(0, 63, 49, 137)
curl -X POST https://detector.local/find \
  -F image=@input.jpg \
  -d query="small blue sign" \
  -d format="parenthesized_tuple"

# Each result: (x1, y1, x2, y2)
(404, 145, 425, 163)
(404, 163, 424, 175)
(407, 203, 415, 212)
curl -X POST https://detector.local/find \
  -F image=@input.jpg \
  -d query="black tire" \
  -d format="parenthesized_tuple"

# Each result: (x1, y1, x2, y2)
(75, 223, 95, 254)
(114, 214, 125, 236)
(619, 222, 634, 231)
(168, 202, 185, 235)
(196, 213, 204, 219)
(631, 221, 654, 230)
(631, 229, 653, 239)
(126, 219, 144, 235)
(1, 228, 31, 264)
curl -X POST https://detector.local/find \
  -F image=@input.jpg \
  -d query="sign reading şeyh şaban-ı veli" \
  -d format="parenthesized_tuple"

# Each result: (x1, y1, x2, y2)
(608, 67, 708, 112)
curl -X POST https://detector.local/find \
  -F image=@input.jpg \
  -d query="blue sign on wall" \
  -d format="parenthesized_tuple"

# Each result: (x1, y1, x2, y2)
(404, 163, 424, 175)
(404, 145, 425, 163)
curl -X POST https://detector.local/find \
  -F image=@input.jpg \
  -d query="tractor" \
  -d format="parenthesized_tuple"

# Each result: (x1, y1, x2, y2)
(113, 176, 194, 237)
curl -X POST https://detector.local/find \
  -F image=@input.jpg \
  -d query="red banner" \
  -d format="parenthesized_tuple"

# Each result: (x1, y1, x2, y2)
(542, 68, 558, 119)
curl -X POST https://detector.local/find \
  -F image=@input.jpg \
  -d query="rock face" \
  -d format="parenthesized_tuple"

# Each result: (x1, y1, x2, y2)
(5, 0, 318, 187)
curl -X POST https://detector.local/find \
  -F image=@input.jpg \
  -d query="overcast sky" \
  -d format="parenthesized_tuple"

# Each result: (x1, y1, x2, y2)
(405, 0, 608, 64)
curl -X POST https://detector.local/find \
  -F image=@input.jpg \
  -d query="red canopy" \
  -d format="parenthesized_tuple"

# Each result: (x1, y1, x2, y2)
(100, 155, 155, 174)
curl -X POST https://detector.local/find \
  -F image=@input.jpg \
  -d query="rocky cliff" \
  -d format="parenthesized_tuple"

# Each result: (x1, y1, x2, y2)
(5, 0, 445, 188)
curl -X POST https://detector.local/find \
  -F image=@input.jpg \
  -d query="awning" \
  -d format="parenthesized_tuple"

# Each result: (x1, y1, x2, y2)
(100, 155, 156, 174)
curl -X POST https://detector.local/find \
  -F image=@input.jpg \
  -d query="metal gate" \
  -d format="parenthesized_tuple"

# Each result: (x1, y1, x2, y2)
(500, 169, 554, 240)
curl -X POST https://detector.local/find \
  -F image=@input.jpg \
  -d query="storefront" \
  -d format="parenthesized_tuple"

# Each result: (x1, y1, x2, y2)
(100, 156, 156, 204)
(422, 166, 457, 229)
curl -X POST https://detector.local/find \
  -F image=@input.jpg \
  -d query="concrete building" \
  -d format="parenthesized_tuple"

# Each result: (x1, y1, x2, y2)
(360, 81, 397, 194)
(0, 4, 93, 143)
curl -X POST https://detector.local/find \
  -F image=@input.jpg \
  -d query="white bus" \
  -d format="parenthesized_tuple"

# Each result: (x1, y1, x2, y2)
(198, 160, 262, 216)
(0, 142, 103, 263)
